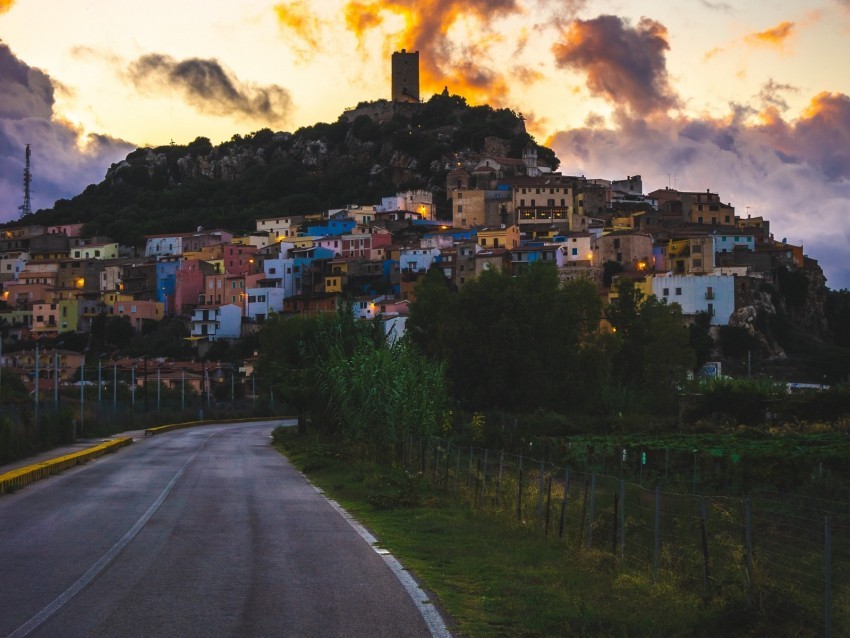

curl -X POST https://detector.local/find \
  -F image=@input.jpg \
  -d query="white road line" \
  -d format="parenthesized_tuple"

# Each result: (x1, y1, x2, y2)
(311, 484, 454, 638)
(7, 442, 206, 638)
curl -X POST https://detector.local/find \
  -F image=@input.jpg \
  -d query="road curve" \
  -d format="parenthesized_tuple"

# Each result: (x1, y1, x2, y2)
(0, 421, 446, 637)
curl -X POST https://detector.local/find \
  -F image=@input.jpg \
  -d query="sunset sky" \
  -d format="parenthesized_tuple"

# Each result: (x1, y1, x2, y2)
(1, 0, 850, 287)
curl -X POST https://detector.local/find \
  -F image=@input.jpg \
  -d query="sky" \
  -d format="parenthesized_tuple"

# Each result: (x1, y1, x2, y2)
(1, 0, 850, 288)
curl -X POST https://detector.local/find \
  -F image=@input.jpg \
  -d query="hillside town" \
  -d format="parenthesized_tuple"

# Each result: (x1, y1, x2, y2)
(0, 158, 819, 389)
(0, 49, 824, 395)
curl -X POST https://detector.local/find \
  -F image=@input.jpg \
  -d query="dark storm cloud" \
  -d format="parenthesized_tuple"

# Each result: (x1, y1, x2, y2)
(127, 54, 292, 127)
(551, 15, 679, 117)
(0, 42, 55, 119)
(0, 45, 133, 221)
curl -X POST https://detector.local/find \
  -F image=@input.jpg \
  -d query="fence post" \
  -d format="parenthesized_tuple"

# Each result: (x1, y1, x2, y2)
(474, 457, 481, 508)
(516, 464, 523, 522)
(444, 442, 451, 488)
(742, 497, 755, 607)
(536, 459, 545, 529)
(544, 476, 552, 537)
(587, 472, 596, 549)
(824, 514, 832, 638)
(578, 477, 589, 546)
(619, 479, 625, 560)
(433, 439, 439, 482)
(700, 496, 711, 592)
(612, 491, 619, 555)
(497, 450, 504, 504)
(653, 485, 661, 583)
(559, 467, 569, 540)
(482, 449, 489, 498)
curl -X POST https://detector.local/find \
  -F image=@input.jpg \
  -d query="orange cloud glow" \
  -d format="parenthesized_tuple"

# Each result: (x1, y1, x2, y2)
(0, 0, 14, 13)
(274, 1, 322, 57)
(342, 0, 519, 105)
(745, 21, 795, 47)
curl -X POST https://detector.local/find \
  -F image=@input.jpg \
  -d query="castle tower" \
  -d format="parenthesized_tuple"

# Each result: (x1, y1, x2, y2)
(391, 49, 419, 103)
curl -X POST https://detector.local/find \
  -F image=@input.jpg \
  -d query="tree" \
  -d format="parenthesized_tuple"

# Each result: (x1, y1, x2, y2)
(607, 280, 695, 413)
(689, 311, 715, 370)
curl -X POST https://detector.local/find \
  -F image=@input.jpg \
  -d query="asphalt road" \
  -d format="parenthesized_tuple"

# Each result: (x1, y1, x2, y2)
(0, 421, 445, 637)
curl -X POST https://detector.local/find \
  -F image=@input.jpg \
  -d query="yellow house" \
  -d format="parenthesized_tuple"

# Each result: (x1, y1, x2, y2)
(477, 225, 520, 250)
(607, 274, 654, 304)
(70, 242, 119, 260)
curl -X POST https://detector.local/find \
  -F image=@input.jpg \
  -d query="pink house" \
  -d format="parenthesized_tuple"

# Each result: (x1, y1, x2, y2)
(175, 259, 216, 316)
(223, 244, 258, 276)
(113, 299, 164, 330)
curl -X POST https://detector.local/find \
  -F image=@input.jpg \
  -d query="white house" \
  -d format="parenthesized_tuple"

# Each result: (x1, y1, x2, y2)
(398, 247, 441, 273)
(262, 257, 297, 297)
(190, 304, 241, 340)
(145, 234, 186, 258)
(245, 287, 285, 321)
(555, 233, 593, 264)
(712, 231, 756, 255)
(652, 274, 735, 325)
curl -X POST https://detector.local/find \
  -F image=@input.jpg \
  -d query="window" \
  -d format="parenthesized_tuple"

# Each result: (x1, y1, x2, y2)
(269, 267, 276, 274)
(708, 303, 714, 316)
(693, 244, 702, 253)
(613, 238, 620, 249)
(571, 248, 577, 256)
(693, 259, 702, 267)
(662, 288, 669, 296)
(95, 250, 101, 257)
(74, 251, 80, 258)
(457, 192, 462, 199)
(457, 205, 462, 213)
(675, 287, 682, 295)
(131, 305, 137, 313)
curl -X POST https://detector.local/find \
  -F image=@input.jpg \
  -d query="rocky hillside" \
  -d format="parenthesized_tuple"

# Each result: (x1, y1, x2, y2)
(17, 92, 555, 247)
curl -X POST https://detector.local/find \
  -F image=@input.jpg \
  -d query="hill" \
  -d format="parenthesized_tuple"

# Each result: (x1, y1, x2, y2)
(15, 92, 555, 247)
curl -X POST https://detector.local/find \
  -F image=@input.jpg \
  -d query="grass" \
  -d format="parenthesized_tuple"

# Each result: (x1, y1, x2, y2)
(272, 429, 780, 637)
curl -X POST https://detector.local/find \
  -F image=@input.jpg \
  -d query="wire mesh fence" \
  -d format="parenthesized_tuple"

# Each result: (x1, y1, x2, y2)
(403, 435, 849, 637)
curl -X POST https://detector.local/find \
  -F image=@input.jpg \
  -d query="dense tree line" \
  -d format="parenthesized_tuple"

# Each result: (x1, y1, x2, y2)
(407, 263, 694, 417)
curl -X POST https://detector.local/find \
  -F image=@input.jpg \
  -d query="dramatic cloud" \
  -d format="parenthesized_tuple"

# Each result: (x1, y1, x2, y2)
(757, 79, 798, 111)
(547, 93, 850, 288)
(126, 54, 292, 127)
(0, 1, 14, 14)
(745, 21, 795, 48)
(274, 1, 322, 59)
(341, 0, 520, 105)
(551, 15, 679, 117)
(0, 44, 133, 222)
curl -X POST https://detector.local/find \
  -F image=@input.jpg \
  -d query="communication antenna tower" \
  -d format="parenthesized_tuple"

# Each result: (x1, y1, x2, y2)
(19, 144, 33, 218)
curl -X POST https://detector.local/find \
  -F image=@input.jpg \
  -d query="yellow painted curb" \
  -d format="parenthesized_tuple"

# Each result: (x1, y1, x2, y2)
(0, 437, 134, 495)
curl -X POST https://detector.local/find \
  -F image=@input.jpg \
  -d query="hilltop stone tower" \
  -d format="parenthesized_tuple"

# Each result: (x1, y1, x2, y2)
(391, 49, 419, 103)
